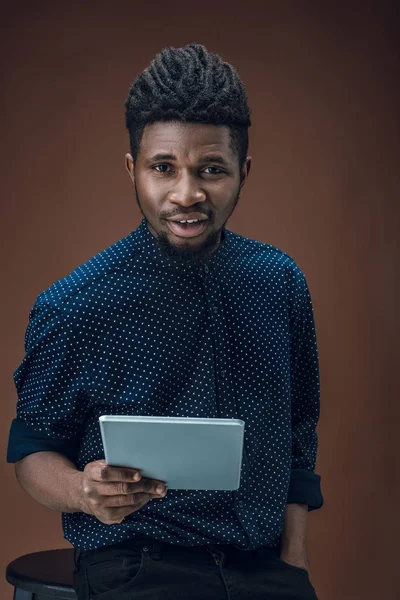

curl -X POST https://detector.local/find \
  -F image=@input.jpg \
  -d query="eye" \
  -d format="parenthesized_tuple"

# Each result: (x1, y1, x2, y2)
(153, 164, 170, 173)
(204, 166, 223, 175)
(152, 164, 224, 175)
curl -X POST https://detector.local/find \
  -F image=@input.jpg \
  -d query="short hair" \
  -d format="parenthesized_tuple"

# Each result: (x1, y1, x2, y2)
(125, 43, 252, 168)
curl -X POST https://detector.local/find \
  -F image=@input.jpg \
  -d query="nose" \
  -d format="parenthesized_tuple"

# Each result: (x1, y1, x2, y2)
(168, 172, 206, 207)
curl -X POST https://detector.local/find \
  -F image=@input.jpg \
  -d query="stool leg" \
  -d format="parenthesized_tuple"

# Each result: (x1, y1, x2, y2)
(14, 588, 34, 600)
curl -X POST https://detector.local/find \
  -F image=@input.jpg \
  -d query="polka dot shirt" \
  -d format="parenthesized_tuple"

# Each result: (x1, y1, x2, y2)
(7, 218, 323, 551)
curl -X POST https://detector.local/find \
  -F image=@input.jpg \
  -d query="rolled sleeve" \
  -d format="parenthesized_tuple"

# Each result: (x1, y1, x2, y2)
(287, 468, 323, 510)
(7, 418, 81, 463)
(7, 297, 89, 464)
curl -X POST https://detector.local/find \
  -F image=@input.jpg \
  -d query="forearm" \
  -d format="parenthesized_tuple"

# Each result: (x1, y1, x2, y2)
(280, 503, 309, 564)
(15, 451, 86, 514)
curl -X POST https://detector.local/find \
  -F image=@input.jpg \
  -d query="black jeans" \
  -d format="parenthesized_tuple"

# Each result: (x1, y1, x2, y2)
(73, 537, 318, 600)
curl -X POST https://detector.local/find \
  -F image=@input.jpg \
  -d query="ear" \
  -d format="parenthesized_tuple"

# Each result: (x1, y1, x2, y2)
(239, 156, 252, 190)
(125, 153, 135, 184)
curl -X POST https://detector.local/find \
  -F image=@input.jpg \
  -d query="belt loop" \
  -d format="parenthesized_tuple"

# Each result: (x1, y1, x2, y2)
(151, 541, 163, 560)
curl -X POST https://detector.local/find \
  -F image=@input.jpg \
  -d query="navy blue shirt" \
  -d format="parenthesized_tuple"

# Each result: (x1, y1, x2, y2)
(7, 218, 323, 551)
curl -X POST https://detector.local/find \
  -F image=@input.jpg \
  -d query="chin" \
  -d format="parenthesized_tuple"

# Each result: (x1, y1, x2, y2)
(158, 230, 219, 263)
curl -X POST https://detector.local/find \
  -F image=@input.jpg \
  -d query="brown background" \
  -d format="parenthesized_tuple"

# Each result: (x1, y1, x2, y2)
(1, 2, 399, 599)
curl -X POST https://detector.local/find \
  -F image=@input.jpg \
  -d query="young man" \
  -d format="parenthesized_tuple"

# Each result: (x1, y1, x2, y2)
(7, 43, 323, 599)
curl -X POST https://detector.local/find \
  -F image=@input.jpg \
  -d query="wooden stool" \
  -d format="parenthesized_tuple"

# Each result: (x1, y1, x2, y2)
(6, 549, 77, 599)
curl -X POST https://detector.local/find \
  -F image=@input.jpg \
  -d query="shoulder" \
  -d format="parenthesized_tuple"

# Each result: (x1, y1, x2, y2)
(225, 229, 307, 288)
(29, 231, 138, 322)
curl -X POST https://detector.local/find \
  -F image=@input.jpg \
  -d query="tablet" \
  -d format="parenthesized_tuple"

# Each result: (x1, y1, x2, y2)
(99, 415, 245, 491)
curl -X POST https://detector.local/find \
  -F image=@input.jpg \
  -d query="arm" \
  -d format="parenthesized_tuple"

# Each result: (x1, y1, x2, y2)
(8, 298, 89, 466)
(286, 266, 323, 510)
(280, 267, 324, 570)
(280, 503, 309, 571)
(14, 450, 167, 523)
(15, 451, 85, 513)
(9, 298, 166, 523)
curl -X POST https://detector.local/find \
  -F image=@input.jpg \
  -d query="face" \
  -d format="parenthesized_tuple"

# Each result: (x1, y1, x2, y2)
(125, 121, 251, 263)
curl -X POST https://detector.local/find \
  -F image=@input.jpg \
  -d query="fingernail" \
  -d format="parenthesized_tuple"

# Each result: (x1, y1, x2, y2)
(156, 484, 165, 494)
(133, 472, 140, 481)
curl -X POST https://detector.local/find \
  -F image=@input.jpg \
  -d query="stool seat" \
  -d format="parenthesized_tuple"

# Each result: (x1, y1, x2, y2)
(6, 549, 77, 599)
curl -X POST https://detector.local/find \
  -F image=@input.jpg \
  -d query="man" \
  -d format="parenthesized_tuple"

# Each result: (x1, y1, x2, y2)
(7, 43, 323, 599)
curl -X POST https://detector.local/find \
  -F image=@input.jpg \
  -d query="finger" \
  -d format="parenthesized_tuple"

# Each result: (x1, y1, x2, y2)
(87, 481, 140, 497)
(90, 480, 167, 497)
(88, 461, 142, 483)
(101, 492, 152, 508)
(138, 477, 168, 496)
(96, 478, 167, 496)
(98, 501, 150, 525)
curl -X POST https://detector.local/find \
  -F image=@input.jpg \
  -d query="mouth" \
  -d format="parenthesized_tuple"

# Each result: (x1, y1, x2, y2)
(166, 219, 208, 238)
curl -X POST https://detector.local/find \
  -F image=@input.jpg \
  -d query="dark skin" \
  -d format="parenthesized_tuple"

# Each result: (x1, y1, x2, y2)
(80, 459, 167, 525)
(125, 121, 252, 259)
(79, 121, 251, 525)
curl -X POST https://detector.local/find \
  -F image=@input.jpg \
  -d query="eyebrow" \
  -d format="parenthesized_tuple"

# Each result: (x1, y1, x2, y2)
(148, 152, 229, 166)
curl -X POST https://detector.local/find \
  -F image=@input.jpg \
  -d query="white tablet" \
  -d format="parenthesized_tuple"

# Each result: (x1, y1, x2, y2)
(99, 415, 245, 491)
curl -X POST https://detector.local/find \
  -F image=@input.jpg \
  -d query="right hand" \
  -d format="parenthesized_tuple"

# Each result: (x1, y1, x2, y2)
(78, 459, 167, 525)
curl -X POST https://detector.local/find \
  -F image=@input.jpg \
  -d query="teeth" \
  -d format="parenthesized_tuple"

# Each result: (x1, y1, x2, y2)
(179, 219, 199, 223)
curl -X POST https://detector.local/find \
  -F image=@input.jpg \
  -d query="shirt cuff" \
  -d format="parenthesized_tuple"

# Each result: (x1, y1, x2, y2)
(287, 468, 324, 511)
(7, 418, 80, 464)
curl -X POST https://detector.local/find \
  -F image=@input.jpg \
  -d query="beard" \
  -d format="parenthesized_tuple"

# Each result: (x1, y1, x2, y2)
(134, 183, 240, 265)
(156, 225, 222, 265)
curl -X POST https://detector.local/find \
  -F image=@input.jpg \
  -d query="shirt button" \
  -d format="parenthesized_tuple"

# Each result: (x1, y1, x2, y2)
(238, 500, 244, 509)
(213, 306, 218, 314)
(204, 265, 209, 273)
(221, 370, 227, 378)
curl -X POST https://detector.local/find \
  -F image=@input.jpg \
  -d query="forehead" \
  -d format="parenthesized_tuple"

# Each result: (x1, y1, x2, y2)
(139, 121, 234, 161)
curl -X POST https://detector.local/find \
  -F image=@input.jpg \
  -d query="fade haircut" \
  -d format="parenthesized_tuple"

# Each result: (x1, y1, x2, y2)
(125, 43, 252, 168)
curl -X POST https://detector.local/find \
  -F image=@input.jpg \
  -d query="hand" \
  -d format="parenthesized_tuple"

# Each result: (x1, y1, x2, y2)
(77, 459, 167, 525)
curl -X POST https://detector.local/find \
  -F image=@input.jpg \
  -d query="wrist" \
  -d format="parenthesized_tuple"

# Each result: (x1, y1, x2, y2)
(280, 536, 307, 554)
(67, 470, 90, 514)
(280, 503, 308, 557)
(280, 547, 309, 572)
